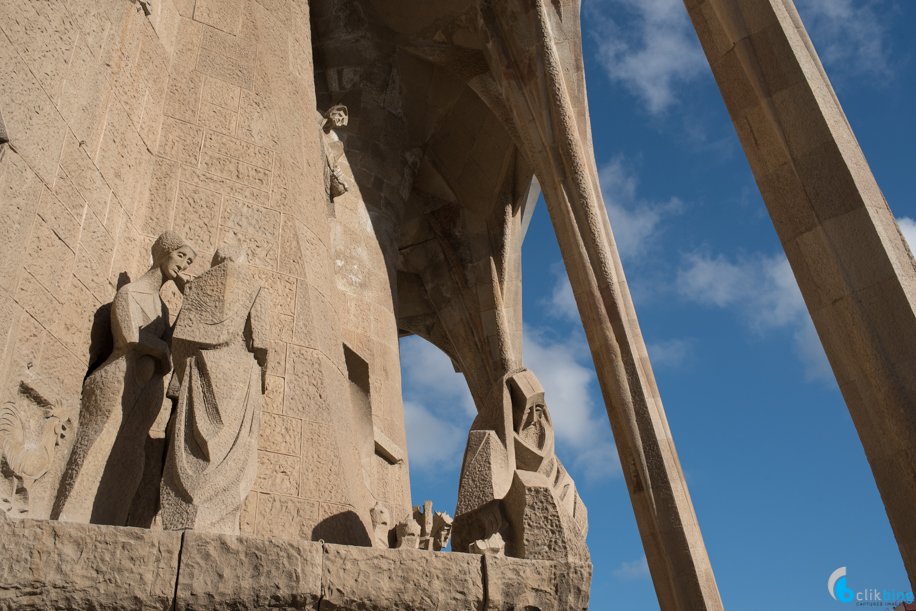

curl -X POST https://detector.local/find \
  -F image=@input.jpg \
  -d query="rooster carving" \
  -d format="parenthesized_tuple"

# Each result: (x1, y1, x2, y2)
(0, 397, 69, 517)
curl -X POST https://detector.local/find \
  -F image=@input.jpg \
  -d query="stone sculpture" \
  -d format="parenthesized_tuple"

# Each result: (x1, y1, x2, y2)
(320, 105, 349, 200)
(410, 500, 453, 551)
(160, 246, 270, 535)
(52, 232, 195, 525)
(0, 390, 69, 517)
(453, 369, 588, 562)
(370, 501, 391, 548)
(395, 514, 421, 550)
(432, 511, 453, 552)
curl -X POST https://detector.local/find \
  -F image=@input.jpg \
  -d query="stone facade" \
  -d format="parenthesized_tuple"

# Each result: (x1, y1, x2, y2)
(3, 0, 914, 609)
(0, 0, 409, 546)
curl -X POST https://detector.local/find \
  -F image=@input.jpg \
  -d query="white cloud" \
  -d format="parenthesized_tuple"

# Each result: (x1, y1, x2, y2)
(677, 250, 831, 381)
(646, 338, 692, 369)
(402, 400, 467, 472)
(547, 263, 580, 322)
(400, 335, 476, 417)
(523, 325, 620, 482)
(588, 0, 889, 115)
(897, 217, 916, 250)
(796, 0, 889, 77)
(399, 336, 477, 473)
(588, 0, 707, 113)
(613, 555, 651, 580)
(523, 326, 598, 446)
(600, 157, 684, 261)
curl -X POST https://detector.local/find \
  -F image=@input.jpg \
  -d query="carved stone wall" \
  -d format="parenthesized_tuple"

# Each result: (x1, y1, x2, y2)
(311, 0, 415, 526)
(0, 0, 405, 543)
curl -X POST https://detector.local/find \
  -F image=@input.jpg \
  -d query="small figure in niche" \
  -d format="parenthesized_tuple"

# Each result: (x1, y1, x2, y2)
(53, 231, 195, 525)
(319, 105, 349, 199)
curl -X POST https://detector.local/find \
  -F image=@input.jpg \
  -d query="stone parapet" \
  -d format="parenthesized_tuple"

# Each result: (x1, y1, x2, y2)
(0, 518, 592, 610)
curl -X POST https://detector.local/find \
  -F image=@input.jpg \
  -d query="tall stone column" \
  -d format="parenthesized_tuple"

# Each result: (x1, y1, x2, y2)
(476, 1, 724, 609)
(686, 0, 916, 585)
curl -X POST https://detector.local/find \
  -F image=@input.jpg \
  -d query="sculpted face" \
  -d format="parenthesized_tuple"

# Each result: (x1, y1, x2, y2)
(520, 402, 547, 448)
(329, 108, 348, 128)
(161, 247, 196, 280)
(435, 523, 451, 548)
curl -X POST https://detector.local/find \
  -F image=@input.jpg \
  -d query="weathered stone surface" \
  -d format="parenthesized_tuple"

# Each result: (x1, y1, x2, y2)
(175, 530, 322, 610)
(1, 519, 589, 611)
(483, 555, 591, 611)
(321, 544, 485, 611)
(0, 518, 181, 610)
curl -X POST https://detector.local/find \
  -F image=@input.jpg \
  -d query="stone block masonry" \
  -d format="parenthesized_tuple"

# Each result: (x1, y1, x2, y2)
(0, 517, 592, 611)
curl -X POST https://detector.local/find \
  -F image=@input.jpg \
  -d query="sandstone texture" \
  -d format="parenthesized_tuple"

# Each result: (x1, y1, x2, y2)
(321, 544, 485, 611)
(0, 517, 181, 610)
(483, 555, 592, 611)
(0, 518, 589, 611)
(0, 0, 409, 549)
(175, 529, 322, 610)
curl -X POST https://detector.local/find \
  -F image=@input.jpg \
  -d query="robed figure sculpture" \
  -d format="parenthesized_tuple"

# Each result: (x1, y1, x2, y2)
(160, 247, 270, 534)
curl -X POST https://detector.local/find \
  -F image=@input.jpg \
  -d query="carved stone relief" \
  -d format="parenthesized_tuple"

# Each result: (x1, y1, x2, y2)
(370, 501, 391, 548)
(395, 514, 421, 549)
(0, 379, 74, 518)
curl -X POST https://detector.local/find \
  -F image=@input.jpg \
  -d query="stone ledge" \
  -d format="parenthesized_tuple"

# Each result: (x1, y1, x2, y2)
(0, 517, 181, 611)
(321, 544, 484, 610)
(0, 518, 592, 610)
(175, 530, 323, 610)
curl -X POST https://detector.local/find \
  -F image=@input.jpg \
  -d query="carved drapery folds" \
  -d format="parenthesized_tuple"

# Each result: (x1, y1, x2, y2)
(161, 247, 270, 535)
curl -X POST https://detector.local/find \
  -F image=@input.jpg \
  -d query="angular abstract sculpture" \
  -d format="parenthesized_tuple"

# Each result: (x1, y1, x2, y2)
(432, 511, 453, 552)
(453, 369, 588, 562)
(395, 514, 421, 550)
(53, 232, 196, 526)
(160, 247, 270, 535)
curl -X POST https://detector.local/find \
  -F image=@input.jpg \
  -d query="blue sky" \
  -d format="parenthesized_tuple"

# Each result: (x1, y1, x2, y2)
(400, 1, 916, 609)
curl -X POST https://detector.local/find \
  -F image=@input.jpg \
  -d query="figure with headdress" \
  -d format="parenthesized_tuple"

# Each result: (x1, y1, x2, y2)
(53, 232, 196, 525)
(160, 246, 269, 534)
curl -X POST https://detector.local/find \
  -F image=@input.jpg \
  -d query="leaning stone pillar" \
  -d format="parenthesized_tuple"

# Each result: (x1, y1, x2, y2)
(476, 1, 723, 609)
(686, 0, 916, 585)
